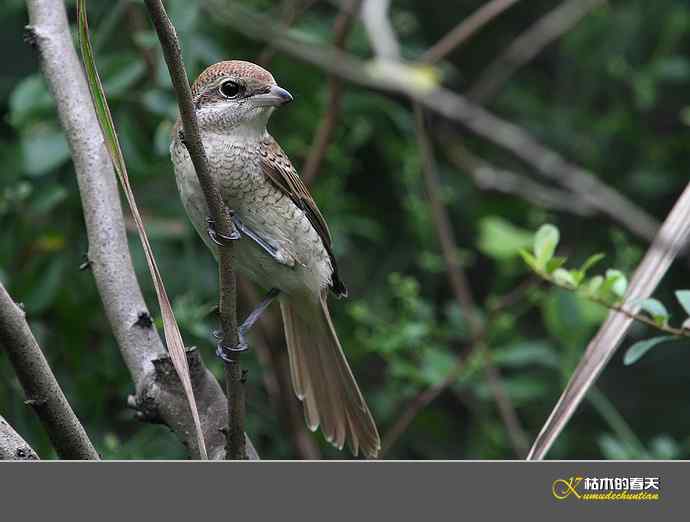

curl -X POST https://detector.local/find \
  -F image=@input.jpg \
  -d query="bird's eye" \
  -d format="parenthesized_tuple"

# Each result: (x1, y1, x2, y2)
(219, 80, 242, 99)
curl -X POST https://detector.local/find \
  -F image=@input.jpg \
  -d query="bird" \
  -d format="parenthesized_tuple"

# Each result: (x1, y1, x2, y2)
(170, 60, 381, 458)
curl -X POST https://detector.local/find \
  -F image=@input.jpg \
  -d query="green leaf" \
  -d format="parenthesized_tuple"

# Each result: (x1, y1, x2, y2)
(553, 268, 578, 288)
(21, 125, 70, 176)
(584, 275, 604, 296)
(9, 75, 55, 127)
(519, 249, 540, 272)
(605, 269, 628, 297)
(675, 290, 690, 316)
(636, 298, 669, 326)
(545, 256, 567, 274)
(533, 224, 559, 269)
(579, 253, 605, 275)
(623, 335, 677, 365)
(477, 217, 533, 260)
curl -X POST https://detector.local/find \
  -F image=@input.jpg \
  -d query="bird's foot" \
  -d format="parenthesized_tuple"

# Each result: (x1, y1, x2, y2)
(214, 330, 249, 362)
(207, 216, 240, 246)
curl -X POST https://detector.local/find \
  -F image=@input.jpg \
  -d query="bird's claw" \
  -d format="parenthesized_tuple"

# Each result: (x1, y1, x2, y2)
(213, 329, 249, 362)
(207, 217, 240, 246)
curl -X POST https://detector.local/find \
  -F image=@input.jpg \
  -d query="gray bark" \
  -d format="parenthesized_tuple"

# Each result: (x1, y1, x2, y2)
(0, 415, 39, 460)
(24, 0, 256, 459)
(0, 284, 98, 459)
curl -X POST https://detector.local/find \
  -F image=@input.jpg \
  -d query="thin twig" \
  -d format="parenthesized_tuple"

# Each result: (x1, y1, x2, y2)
(203, 0, 660, 243)
(421, 0, 521, 64)
(469, 0, 606, 103)
(302, 0, 362, 184)
(0, 283, 98, 459)
(536, 272, 690, 338)
(143, 0, 247, 459)
(0, 414, 39, 460)
(528, 182, 690, 460)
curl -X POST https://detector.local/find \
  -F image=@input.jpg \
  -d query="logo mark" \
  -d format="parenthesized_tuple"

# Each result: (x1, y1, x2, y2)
(552, 477, 583, 500)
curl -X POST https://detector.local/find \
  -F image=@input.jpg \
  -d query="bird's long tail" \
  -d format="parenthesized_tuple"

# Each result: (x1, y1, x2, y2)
(280, 293, 380, 458)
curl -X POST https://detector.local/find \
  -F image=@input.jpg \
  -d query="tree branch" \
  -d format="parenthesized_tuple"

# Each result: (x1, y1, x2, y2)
(421, 0, 521, 64)
(203, 0, 660, 243)
(412, 105, 529, 457)
(361, 2, 528, 456)
(143, 0, 247, 459)
(527, 182, 690, 459)
(25, 0, 256, 460)
(0, 414, 39, 460)
(0, 283, 98, 459)
(441, 137, 596, 216)
(302, 0, 362, 184)
(469, 0, 606, 103)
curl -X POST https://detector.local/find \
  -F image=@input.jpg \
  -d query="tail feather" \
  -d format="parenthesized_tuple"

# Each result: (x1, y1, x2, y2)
(280, 294, 380, 458)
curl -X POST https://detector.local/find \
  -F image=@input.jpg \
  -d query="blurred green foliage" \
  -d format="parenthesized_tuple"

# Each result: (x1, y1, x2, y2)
(1, 0, 689, 459)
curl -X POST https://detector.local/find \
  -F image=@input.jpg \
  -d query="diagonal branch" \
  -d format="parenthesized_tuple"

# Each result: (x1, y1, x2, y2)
(421, 0, 521, 64)
(25, 0, 256, 460)
(203, 0, 660, 243)
(143, 0, 247, 459)
(469, 0, 606, 103)
(0, 414, 39, 460)
(0, 282, 98, 459)
(441, 138, 596, 216)
(527, 182, 690, 459)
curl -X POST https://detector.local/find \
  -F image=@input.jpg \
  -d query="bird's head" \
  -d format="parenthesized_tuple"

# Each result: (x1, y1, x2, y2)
(191, 60, 293, 135)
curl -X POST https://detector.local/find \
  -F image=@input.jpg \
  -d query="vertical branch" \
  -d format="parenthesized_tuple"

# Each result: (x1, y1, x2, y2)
(302, 0, 362, 184)
(0, 283, 99, 460)
(143, 0, 247, 459)
(26, 0, 256, 460)
(413, 105, 529, 457)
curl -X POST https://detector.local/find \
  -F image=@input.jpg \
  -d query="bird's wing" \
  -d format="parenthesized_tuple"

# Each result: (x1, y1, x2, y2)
(260, 135, 347, 297)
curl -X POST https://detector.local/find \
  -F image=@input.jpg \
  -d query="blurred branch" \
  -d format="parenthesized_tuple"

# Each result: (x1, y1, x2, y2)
(203, 0, 660, 243)
(421, 0, 521, 63)
(303, 0, 362, 184)
(411, 105, 529, 457)
(469, 0, 606, 103)
(362, 2, 528, 456)
(257, 0, 321, 66)
(143, 0, 247, 460)
(442, 138, 595, 216)
(0, 283, 98, 459)
(0, 415, 39, 460)
(26, 0, 256, 460)
(361, 0, 399, 60)
(528, 182, 690, 459)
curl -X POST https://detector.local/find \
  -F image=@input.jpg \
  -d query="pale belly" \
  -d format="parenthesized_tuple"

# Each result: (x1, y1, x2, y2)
(171, 136, 333, 299)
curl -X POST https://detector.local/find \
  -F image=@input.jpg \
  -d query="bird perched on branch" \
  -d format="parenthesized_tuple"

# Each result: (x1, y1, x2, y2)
(170, 60, 380, 458)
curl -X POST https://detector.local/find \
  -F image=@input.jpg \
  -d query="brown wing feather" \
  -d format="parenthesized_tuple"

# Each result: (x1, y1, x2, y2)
(260, 136, 347, 297)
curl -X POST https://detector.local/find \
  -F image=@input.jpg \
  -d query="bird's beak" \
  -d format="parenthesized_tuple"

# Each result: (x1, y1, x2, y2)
(251, 85, 294, 108)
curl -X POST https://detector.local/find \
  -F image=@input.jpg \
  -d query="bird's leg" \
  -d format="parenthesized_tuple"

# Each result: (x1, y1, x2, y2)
(214, 288, 281, 362)
(207, 215, 240, 246)
(229, 214, 282, 261)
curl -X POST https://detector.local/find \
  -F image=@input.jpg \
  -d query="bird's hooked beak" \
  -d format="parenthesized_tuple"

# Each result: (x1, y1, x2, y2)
(251, 85, 293, 108)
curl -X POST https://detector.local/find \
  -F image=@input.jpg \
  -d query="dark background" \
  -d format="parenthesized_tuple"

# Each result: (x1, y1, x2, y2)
(1, 0, 689, 459)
